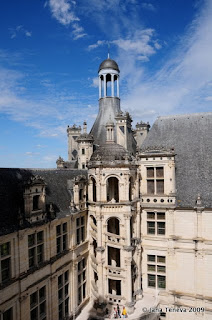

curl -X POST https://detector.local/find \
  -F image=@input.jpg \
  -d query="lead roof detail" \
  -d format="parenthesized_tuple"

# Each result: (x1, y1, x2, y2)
(98, 58, 120, 72)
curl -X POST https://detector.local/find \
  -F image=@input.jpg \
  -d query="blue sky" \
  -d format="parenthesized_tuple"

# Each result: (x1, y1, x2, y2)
(0, 0, 212, 168)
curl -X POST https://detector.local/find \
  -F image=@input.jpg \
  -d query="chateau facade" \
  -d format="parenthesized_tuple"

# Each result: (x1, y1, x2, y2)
(0, 57, 212, 320)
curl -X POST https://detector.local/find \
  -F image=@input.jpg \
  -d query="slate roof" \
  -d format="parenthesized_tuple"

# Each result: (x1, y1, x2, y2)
(90, 143, 131, 162)
(141, 112, 212, 208)
(0, 168, 86, 235)
(76, 133, 94, 142)
(90, 97, 121, 146)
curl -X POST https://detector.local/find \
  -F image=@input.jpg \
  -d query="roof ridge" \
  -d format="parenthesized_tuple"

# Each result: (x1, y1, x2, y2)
(157, 112, 212, 120)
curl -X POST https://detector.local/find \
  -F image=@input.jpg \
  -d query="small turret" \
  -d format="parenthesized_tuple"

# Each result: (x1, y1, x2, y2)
(134, 121, 150, 148)
(77, 121, 94, 169)
(67, 124, 81, 160)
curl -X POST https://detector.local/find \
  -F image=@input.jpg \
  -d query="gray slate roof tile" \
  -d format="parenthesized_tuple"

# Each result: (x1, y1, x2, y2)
(141, 112, 212, 208)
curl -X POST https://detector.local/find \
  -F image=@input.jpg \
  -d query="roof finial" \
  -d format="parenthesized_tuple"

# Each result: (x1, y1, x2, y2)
(107, 42, 110, 59)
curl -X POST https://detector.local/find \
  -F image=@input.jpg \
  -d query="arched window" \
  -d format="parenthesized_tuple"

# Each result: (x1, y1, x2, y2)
(129, 177, 133, 201)
(114, 74, 118, 96)
(107, 217, 120, 235)
(107, 177, 119, 202)
(106, 74, 111, 96)
(91, 177, 97, 202)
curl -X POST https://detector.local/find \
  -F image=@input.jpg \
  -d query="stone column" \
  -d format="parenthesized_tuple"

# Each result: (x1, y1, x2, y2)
(99, 76, 101, 99)
(103, 74, 106, 97)
(72, 262, 78, 316)
(197, 210, 203, 239)
(168, 245, 175, 291)
(96, 214, 105, 304)
(169, 160, 176, 194)
(168, 210, 175, 237)
(96, 174, 101, 202)
(96, 215, 102, 247)
(117, 76, 120, 97)
(125, 214, 132, 247)
(125, 257, 134, 314)
(135, 251, 143, 300)
(136, 205, 141, 238)
(111, 74, 114, 97)
(88, 181, 93, 202)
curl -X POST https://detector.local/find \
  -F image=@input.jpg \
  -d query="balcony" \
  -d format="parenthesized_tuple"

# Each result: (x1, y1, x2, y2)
(106, 265, 124, 277)
(141, 195, 176, 207)
(106, 232, 125, 244)
(106, 293, 123, 304)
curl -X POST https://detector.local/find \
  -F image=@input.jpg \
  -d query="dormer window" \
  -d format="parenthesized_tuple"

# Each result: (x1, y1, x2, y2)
(33, 195, 40, 211)
(24, 175, 46, 223)
(73, 175, 87, 209)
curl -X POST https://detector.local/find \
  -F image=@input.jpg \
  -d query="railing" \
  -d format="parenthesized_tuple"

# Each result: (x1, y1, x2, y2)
(106, 293, 123, 304)
(105, 232, 124, 244)
(141, 195, 176, 206)
(106, 265, 124, 276)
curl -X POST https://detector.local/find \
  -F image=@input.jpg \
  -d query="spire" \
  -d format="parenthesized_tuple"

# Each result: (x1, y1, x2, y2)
(107, 42, 110, 59)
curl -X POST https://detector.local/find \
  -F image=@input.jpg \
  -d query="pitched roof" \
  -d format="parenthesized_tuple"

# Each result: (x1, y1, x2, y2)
(0, 168, 86, 235)
(141, 112, 212, 208)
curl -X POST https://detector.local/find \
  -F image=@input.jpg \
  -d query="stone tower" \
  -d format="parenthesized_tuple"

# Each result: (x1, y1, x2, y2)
(88, 122, 142, 314)
(67, 124, 81, 161)
(77, 121, 94, 169)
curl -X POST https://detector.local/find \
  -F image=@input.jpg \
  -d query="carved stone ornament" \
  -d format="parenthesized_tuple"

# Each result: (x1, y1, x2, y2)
(26, 175, 46, 186)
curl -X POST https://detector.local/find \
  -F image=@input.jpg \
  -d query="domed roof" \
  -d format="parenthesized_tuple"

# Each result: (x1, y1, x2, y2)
(90, 143, 131, 162)
(98, 58, 120, 72)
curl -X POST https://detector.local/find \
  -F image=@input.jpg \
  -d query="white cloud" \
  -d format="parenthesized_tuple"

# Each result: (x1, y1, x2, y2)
(47, 0, 87, 40)
(42, 155, 58, 162)
(9, 25, 32, 39)
(91, 77, 99, 87)
(112, 29, 157, 56)
(36, 144, 47, 148)
(137, 56, 149, 62)
(120, 0, 212, 124)
(72, 23, 87, 40)
(48, 0, 79, 25)
(141, 2, 156, 12)
(25, 31, 32, 37)
(205, 96, 212, 101)
(88, 29, 160, 63)
(25, 152, 40, 156)
(88, 40, 107, 51)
